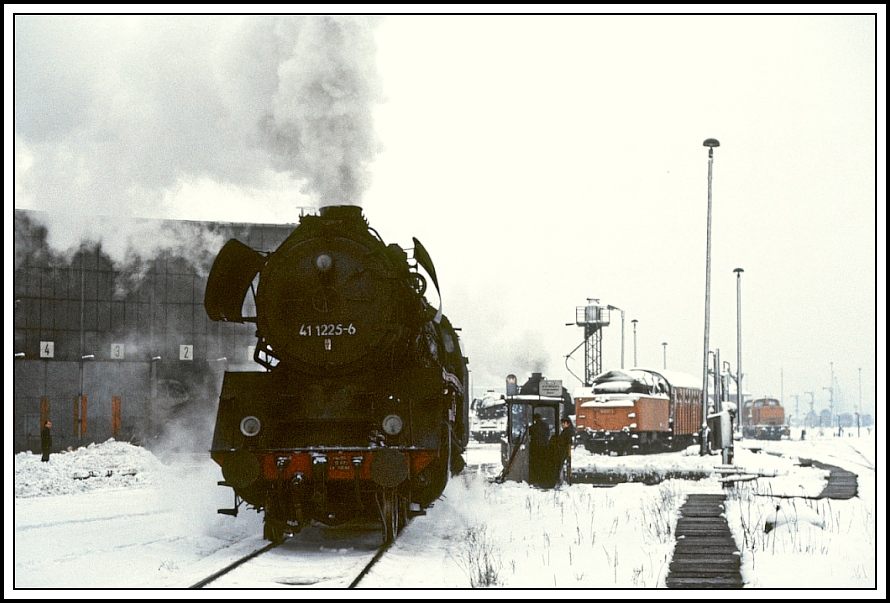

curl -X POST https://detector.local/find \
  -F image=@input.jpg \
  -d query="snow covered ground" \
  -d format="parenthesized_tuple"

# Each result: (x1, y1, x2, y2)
(9, 430, 882, 594)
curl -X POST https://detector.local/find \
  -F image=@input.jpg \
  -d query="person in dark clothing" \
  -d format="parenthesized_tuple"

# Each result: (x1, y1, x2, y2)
(530, 414, 551, 447)
(41, 420, 52, 462)
(528, 413, 551, 486)
(554, 418, 575, 484)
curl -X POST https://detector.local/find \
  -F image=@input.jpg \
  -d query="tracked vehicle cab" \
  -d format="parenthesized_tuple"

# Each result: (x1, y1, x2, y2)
(499, 395, 568, 487)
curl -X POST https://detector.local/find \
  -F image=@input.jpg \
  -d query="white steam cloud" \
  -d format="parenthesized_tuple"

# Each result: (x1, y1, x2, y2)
(14, 15, 384, 266)
(13, 16, 388, 454)
(261, 16, 383, 207)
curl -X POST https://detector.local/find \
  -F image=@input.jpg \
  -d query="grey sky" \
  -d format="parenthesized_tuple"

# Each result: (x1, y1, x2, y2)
(9, 11, 883, 418)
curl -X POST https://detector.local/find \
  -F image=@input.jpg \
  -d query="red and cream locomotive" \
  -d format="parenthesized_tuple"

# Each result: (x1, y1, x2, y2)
(741, 397, 790, 440)
(574, 368, 703, 454)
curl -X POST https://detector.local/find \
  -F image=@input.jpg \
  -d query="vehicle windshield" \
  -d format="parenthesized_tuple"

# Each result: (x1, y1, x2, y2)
(509, 403, 557, 443)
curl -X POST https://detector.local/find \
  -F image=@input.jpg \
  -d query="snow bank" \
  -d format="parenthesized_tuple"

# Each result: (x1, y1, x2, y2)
(14, 439, 166, 498)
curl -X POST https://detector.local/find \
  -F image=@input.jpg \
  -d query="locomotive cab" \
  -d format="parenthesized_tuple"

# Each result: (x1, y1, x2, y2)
(498, 395, 568, 487)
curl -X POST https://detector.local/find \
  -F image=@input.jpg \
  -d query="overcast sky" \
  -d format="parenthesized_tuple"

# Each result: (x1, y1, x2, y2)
(8, 10, 884, 418)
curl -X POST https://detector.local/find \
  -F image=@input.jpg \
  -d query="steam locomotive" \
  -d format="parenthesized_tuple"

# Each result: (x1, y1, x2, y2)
(574, 368, 703, 454)
(204, 205, 469, 542)
(740, 397, 790, 440)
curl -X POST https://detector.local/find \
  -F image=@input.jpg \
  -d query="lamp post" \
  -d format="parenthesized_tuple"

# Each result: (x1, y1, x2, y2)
(662, 342, 667, 369)
(700, 137, 720, 455)
(79, 354, 94, 442)
(733, 267, 744, 433)
(721, 358, 735, 464)
(631, 319, 639, 367)
(722, 360, 734, 409)
(148, 356, 161, 444)
(607, 305, 625, 369)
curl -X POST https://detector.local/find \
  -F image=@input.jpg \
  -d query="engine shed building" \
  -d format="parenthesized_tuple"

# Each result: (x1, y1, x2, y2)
(12, 209, 296, 454)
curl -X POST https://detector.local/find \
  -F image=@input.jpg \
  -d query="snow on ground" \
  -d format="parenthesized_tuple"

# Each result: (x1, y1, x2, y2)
(8, 430, 882, 594)
(14, 440, 165, 498)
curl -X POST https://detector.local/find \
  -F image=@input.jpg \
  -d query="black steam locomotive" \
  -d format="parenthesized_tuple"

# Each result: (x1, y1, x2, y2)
(204, 205, 469, 542)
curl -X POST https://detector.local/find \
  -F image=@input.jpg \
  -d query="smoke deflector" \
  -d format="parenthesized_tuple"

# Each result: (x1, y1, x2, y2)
(205, 239, 266, 322)
(412, 237, 442, 323)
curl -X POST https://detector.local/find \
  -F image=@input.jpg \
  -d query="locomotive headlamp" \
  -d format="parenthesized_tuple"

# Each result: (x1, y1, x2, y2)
(240, 416, 261, 437)
(382, 414, 404, 436)
(315, 253, 333, 272)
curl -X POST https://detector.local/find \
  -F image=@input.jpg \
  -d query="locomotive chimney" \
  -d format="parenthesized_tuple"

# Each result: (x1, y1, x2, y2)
(319, 205, 364, 222)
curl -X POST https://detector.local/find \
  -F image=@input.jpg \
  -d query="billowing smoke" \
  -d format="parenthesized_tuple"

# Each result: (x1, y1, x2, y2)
(260, 16, 383, 207)
(14, 16, 385, 457)
(14, 15, 384, 269)
(15, 210, 228, 298)
(509, 330, 551, 379)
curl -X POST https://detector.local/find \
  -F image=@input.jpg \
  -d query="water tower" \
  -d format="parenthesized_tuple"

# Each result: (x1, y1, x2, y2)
(573, 299, 611, 386)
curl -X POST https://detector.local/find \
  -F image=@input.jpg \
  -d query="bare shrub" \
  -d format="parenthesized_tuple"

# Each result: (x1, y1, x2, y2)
(455, 525, 503, 588)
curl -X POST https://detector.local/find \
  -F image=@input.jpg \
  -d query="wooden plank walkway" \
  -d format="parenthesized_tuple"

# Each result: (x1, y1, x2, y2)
(666, 459, 858, 588)
(806, 459, 859, 500)
(666, 493, 743, 589)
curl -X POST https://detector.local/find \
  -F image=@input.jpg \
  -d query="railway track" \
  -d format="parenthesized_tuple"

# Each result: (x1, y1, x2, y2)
(189, 542, 281, 589)
(189, 521, 395, 589)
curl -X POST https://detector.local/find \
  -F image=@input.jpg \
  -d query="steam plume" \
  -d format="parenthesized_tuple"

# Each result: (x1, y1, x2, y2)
(14, 15, 384, 269)
(261, 16, 383, 207)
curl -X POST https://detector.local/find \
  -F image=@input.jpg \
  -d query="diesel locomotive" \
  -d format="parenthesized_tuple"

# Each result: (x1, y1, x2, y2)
(574, 368, 703, 454)
(741, 397, 790, 440)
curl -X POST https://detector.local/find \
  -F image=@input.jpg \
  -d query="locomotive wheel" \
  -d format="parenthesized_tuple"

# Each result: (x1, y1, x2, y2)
(380, 490, 409, 543)
(381, 491, 398, 543)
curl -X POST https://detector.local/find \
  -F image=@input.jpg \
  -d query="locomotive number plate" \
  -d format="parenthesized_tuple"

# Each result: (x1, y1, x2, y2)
(299, 323, 357, 336)
(599, 409, 615, 414)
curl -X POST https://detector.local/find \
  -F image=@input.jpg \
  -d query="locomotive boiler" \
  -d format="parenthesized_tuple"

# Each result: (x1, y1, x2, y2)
(574, 368, 702, 454)
(203, 205, 469, 542)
